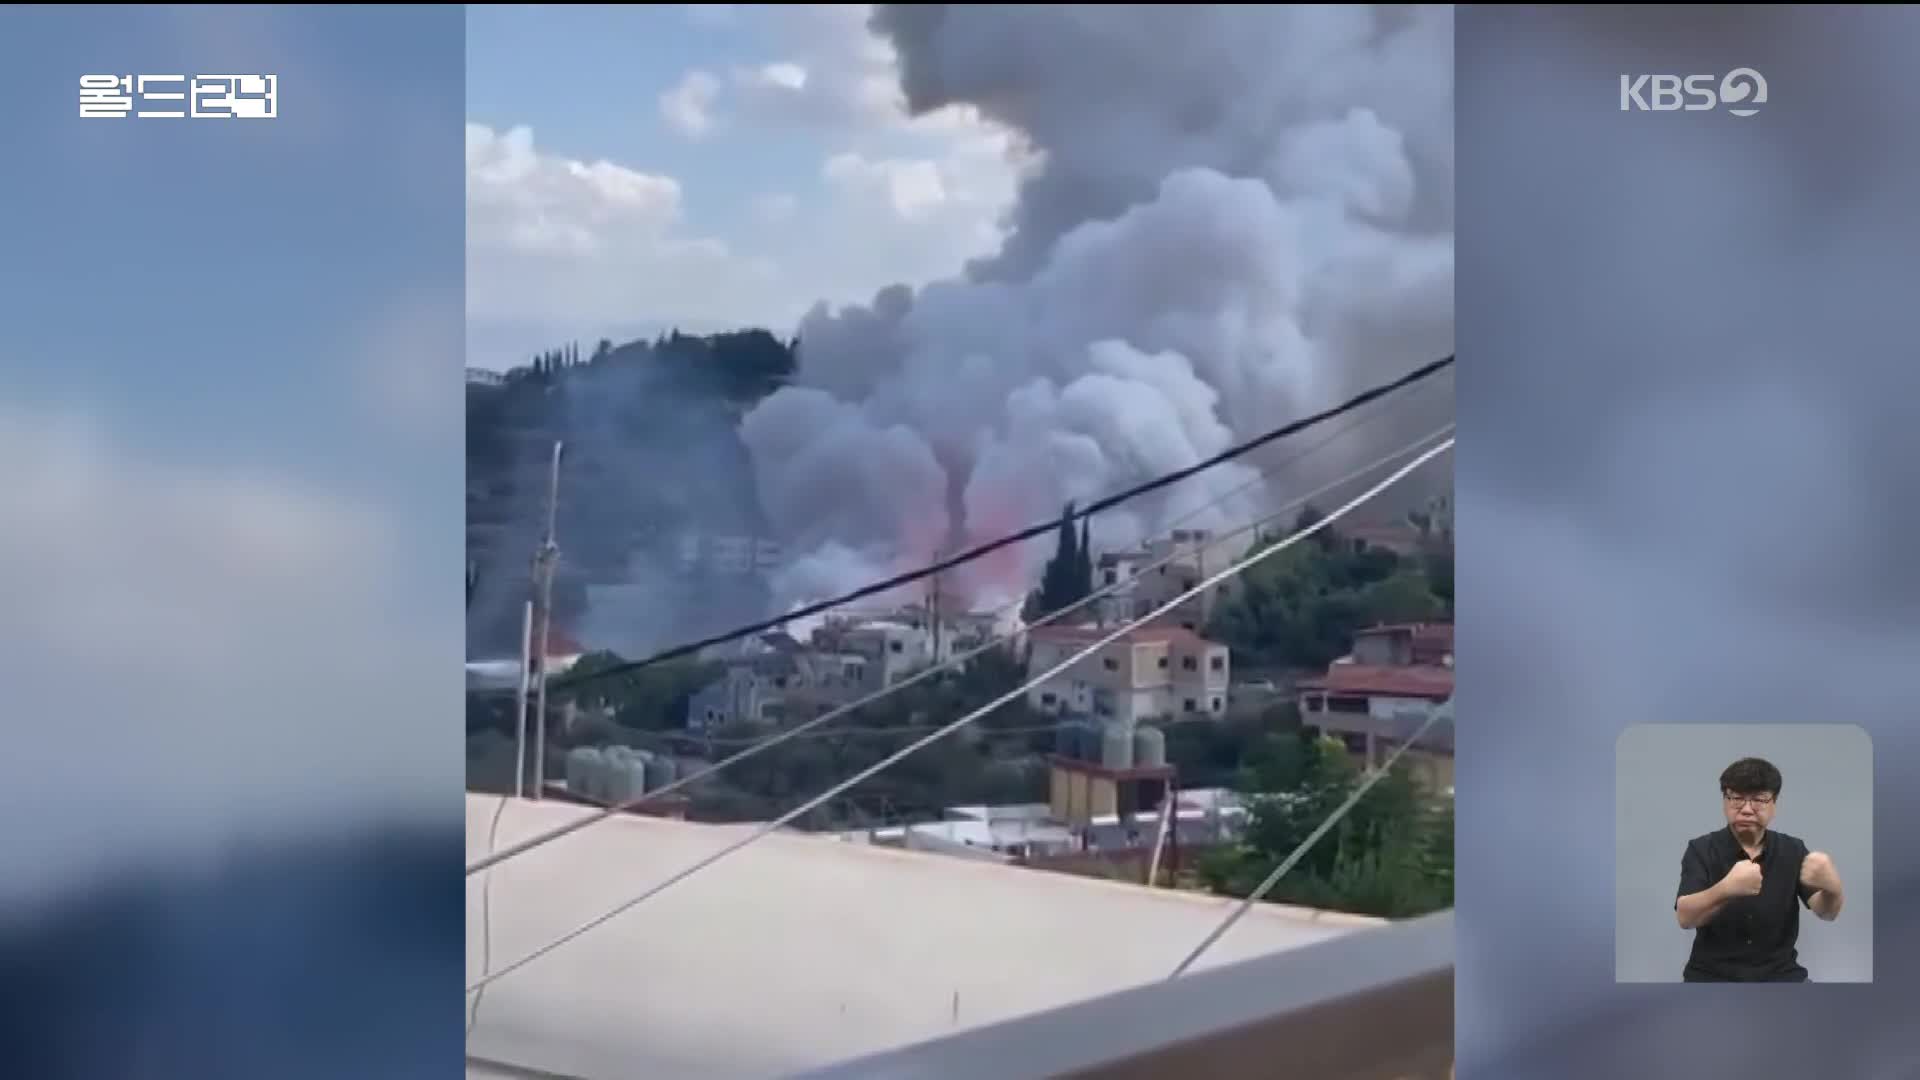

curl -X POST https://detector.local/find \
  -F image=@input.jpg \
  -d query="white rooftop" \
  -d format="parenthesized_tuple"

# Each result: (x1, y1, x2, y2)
(465, 794, 1380, 1079)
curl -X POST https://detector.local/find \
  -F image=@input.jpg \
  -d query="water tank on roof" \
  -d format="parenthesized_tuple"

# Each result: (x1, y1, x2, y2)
(1069, 720, 1097, 761)
(601, 746, 634, 803)
(565, 747, 596, 792)
(1055, 721, 1082, 757)
(1133, 725, 1166, 769)
(645, 754, 676, 790)
(624, 759, 650, 804)
(1101, 722, 1135, 770)
(570, 747, 604, 798)
(602, 749, 634, 804)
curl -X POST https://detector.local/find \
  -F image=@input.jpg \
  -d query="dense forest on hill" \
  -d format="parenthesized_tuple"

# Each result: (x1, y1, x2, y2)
(465, 329, 797, 656)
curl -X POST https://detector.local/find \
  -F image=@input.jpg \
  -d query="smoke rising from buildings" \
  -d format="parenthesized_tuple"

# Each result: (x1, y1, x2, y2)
(744, 4, 1455, 614)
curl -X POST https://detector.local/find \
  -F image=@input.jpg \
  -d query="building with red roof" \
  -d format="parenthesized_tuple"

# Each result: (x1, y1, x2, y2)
(1296, 622, 1454, 791)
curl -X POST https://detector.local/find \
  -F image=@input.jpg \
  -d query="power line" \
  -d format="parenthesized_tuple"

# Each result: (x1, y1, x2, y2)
(535, 354, 1453, 695)
(468, 361, 1443, 699)
(466, 421, 1452, 877)
(463, 436, 1452, 994)
(1166, 699, 1453, 981)
(608, 710, 1238, 749)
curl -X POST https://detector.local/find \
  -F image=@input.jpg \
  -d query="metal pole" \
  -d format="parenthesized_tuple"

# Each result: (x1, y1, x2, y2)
(1146, 787, 1174, 887)
(513, 600, 533, 799)
(532, 440, 564, 801)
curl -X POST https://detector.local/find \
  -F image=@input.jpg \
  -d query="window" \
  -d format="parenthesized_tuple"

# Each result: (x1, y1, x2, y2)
(1041, 692, 1057, 707)
(1183, 698, 1199, 713)
(1104, 570, 1117, 585)
(1210, 697, 1222, 712)
(1182, 656, 1197, 671)
(890, 640, 904, 654)
(1181, 579, 1196, 592)
(1103, 657, 1118, 671)
(1157, 656, 1168, 669)
(774, 676, 788, 689)
(1209, 656, 1224, 672)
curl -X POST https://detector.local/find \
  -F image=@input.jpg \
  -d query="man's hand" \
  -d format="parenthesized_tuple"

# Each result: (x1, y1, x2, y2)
(1720, 858, 1763, 897)
(1801, 851, 1839, 893)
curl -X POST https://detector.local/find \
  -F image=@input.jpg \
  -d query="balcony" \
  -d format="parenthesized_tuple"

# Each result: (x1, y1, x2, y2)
(797, 910, 1453, 1080)
(465, 795, 1451, 1080)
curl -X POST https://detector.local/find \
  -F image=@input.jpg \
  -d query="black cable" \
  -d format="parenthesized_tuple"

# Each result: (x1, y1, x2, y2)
(536, 353, 1453, 695)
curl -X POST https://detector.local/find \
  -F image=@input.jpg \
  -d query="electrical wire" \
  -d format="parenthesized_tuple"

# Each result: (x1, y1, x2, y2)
(1166, 698, 1453, 980)
(465, 793, 511, 1038)
(463, 436, 1452, 994)
(465, 363, 1442, 700)
(618, 710, 1236, 748)
(533, 354, 1452, 694)
(466, 420, 1452, 877)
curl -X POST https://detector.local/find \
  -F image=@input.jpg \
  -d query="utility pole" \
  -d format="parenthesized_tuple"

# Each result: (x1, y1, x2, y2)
(929, 550, 942, 666)
(513, 600, 532, 799)
(531, 440, 565, 802)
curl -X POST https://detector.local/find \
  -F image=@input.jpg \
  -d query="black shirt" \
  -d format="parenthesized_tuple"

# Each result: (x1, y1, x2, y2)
(1674, 826, 1818, 982)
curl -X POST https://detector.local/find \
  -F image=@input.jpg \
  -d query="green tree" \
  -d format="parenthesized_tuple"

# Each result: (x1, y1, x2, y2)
(1198, 732, 1451, 918)
(559, 652, 719, 731)
(1358, 571, 1446, 625)
(1025, 502, 1094, 620)
(1205, 516, 1452, 672)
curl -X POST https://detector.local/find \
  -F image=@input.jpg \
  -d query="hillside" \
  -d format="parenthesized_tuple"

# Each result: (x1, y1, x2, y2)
(466, 329, 797, 657)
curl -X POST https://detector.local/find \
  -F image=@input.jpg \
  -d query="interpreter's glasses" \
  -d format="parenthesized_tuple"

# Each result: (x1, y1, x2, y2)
(1724, 793, 1774, 809)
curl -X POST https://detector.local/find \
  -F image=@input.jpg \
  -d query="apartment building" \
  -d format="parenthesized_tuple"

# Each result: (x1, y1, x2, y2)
(1024, 623, 1230, 726)
(1093, 529, 1239, 630)
(1297, 622, 1454, 790)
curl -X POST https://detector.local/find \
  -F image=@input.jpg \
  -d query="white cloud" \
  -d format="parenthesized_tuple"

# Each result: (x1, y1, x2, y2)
(468, 6, 1025, 362)
(660, 69, 722, 138)
(467, 108, 1016, 361)
(0, 403, 444, 903)
(824, 153, 947, 220)
(468, 123, 683, 258)
(467, 122, 791, 352)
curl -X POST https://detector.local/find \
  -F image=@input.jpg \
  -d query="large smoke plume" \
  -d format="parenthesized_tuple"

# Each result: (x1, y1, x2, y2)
(743, 5, 1455, 613)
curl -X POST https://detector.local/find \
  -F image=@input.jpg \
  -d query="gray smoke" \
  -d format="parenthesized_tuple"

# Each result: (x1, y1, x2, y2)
(467, 349, 774, 661)
(742, 4, 1455, 612)
(1456, 6, 1920, 1076)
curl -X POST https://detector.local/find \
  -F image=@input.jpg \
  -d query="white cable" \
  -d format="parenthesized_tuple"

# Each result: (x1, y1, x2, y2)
(1166, 699, 1453, 980)
(466, 421, 1452, 877)
(465, 436, 1452, 995)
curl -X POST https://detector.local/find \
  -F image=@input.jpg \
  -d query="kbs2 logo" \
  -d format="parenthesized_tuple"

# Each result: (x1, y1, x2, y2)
(1619, 68, 1767, 117)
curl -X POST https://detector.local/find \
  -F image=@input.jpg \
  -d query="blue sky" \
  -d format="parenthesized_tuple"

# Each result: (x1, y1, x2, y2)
(1, 4, 464, 899)
(463, 4, 1021, 371)
(467, 5, 815, 226)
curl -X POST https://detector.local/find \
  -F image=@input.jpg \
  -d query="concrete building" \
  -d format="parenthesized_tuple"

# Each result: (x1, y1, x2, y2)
(837, 619, 941, 683)
(1348, 622, 1453, 667)
(686, 637, 872, 732)
(1025, 624, 1231, 726)
(686, 608, 982, 732)
(1091, 529, 1241, 631)
(838, 788, 1249, 867)
(465, 794, 1381, 1079)
(1297, 623, 1454, 792)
